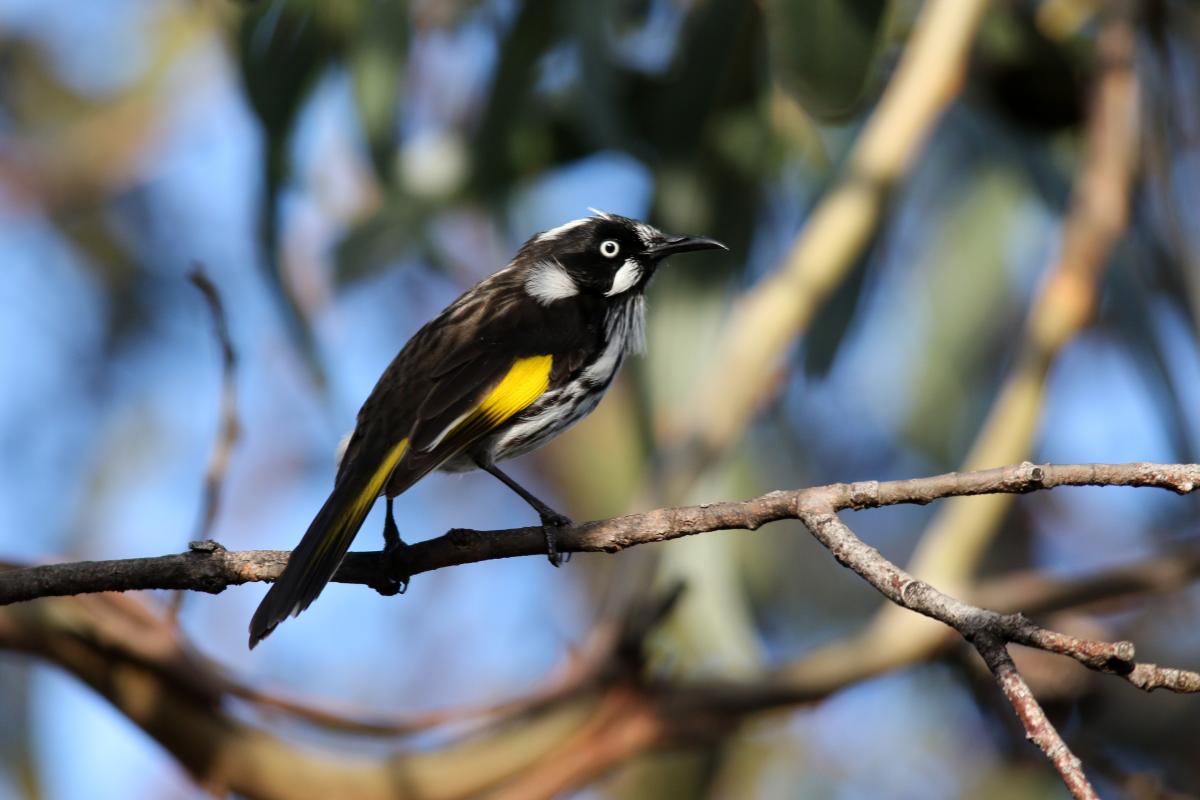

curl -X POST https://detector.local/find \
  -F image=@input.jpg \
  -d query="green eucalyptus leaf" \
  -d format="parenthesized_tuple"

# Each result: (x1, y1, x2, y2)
(235, 1, 361, 389)
(236, 1, 353, 147)
(349, 0, 409, 182)
(762, 0, 899, 122)
(333, 197, 429, 285)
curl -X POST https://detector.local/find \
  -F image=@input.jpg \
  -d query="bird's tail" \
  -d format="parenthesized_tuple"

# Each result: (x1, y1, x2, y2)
(248, 438, 410, 648)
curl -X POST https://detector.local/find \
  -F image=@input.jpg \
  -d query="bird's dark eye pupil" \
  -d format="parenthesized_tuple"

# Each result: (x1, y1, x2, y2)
(600, 240, 619, 257)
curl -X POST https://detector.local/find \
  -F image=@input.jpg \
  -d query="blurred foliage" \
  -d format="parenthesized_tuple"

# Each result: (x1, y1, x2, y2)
(763, 0, 899, 122)
(4, 0, 1200, 797)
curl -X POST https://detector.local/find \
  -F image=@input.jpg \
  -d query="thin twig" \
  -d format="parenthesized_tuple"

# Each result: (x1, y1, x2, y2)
(187, 265, 241, 542)
(974, 634, 1100, 800)
(169, 266, 241, 624)
(792, 508, 1199, 695)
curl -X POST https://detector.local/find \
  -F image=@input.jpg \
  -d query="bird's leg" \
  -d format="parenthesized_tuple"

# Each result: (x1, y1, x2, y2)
(476, 460, 572, 567)
(378, 494, 410, 595)
(383, 494, 402, 550)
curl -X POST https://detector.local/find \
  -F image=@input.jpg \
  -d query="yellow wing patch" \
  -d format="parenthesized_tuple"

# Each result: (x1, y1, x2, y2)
(419, 355, 554, 456)
(349, 437, 410, 517)
(312, 437, 410, 564)
(305, 358, 552, 571)
(476, 355, 553, 427)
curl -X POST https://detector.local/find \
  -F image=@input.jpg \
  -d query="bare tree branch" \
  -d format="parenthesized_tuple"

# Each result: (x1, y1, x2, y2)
(3, 462, 1198, 607)
(792, 506, 1200, 694)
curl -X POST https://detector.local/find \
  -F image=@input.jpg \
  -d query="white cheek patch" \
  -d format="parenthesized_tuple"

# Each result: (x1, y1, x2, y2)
(605, 259, 642, 296)
(525, 260, 579, 304)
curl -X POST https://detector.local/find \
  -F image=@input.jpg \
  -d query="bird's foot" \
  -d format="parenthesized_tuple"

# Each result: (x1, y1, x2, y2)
(375, 506, 411, 596)
(539, 511, 573, 567)
(375, 536, 411, 596)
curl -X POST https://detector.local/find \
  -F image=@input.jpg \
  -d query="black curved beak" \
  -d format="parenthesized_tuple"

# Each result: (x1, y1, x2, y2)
(645, 234, 727, 259)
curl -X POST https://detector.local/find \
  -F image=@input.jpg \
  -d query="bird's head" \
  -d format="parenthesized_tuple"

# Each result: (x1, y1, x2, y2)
(518, 212, 726, 305)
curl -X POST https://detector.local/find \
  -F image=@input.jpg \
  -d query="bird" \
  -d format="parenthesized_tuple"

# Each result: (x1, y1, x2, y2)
(248, 211, 725, 647)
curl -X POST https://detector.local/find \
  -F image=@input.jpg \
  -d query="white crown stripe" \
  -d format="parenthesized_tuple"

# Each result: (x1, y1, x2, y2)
(535, 217, 591, 242)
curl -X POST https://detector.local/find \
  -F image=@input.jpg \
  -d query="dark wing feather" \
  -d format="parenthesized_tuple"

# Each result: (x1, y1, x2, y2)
(249, 436, 410, 647)
(250, 274, 581, 646)
(345, 271, 597, 493)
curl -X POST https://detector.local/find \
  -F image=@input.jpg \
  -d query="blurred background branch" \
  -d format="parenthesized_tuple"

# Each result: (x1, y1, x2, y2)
(782, 0, 1142, 695)
(186, 266, 241, 545)
(632, 0, 994, 701)
(671, 0, 991, 484)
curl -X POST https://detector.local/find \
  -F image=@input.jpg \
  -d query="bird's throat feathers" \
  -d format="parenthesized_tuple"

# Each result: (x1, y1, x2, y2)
(608, 294, 646, 356)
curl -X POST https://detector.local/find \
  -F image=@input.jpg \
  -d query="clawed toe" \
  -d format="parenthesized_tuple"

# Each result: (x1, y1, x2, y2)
(374, 495, 412, 593)
(540, 514, 573, 567)
(375, 537, 411, 596)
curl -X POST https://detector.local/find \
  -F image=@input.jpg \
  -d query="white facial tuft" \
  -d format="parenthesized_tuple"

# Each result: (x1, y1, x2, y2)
(605, 258, 642, 296)
(525, 259, 579, 304)
(634, 222, 660, 247)
(535, 217, 590, 243)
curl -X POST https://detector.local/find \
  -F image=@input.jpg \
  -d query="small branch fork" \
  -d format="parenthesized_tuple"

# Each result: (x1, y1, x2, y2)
(3, 461, 1200, 798)
(975, 634, 1098, 800)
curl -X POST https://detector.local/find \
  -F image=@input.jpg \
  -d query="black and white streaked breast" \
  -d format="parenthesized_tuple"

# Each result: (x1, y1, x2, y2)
(486, 294, 646, 463)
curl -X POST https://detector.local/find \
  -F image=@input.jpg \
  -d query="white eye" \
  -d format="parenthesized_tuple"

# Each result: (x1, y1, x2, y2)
(599, 239, 620, 258)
